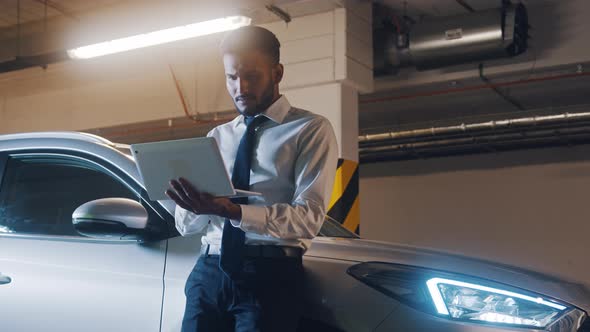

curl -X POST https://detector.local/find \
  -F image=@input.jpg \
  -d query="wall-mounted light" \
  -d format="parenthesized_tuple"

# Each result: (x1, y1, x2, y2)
(67, 15, 251, 59)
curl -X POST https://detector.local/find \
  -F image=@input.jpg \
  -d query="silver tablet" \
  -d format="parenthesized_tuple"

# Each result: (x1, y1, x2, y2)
(131, 137, 260, 201)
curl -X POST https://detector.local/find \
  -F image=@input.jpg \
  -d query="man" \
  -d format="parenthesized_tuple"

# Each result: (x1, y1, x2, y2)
(166, 26, 338, 332)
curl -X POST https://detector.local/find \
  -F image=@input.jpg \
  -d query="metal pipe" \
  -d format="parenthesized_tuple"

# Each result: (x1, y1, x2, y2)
(360, 127, 590, 162)
(359, 111, 590, 143)
(265, 5, 291, 23)
(359, 109, 590, 162)
(362, 126, 590, 152)
(455, 0, 476, 12)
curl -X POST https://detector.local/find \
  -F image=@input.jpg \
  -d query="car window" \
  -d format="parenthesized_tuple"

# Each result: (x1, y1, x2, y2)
(0, 155, 138, 236)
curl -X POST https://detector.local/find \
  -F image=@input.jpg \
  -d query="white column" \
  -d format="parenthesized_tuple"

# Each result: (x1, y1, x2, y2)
(284, 82, 359, 161)
(262, 4, 373, 161)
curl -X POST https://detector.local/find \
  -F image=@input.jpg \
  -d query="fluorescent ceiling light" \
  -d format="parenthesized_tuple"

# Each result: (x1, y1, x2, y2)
(68, 15, 251, 59)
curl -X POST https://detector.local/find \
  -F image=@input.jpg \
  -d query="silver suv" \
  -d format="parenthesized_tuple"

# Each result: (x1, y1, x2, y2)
(0, 132, 588, 332)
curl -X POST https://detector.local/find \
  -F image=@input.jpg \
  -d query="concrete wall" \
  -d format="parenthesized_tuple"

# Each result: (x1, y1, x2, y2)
(359, 144, 590, 286)
(357, 0, 590, 289)
(0, 35, 224, 133)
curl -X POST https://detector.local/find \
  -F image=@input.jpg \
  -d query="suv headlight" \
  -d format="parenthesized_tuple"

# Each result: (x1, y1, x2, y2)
(348, 262, 578, 329)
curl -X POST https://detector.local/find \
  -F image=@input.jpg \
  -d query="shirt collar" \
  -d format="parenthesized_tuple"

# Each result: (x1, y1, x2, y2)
(233, 95, 291, 128)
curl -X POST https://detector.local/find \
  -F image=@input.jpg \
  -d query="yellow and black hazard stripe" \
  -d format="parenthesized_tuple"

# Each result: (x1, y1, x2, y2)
(327, 159, 359, 234)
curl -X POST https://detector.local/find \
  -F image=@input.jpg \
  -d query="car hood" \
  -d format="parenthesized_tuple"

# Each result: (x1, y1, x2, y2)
(307, 237, 590, 312)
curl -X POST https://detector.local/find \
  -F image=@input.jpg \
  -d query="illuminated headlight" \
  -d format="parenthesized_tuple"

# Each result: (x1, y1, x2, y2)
(427, 277, 566, 327)
(347, 262, 573, 329)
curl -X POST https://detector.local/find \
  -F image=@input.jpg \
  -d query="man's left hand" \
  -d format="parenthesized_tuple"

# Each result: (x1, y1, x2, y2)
(165, 177, 242, 220)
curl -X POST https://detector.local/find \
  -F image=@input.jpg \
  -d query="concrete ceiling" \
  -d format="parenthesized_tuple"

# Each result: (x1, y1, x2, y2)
(361, 0, 590, 134)
(1, 0, 586, 135)
(360, 65, 590, 134)
(0, 0, 558, 59)
(0, 0, 342, 31)
(380, 0, 559, 17)
(0, 0, 124, 29)
(0, 0, 343, 59)
(0, 0, 553, 40)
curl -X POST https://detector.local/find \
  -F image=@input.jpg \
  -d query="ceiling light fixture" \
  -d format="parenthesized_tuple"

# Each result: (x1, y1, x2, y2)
(67, 15, 251, 59)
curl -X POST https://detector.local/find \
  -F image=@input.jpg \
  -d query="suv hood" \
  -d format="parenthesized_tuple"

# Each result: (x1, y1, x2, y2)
(307, 237, 590, 312)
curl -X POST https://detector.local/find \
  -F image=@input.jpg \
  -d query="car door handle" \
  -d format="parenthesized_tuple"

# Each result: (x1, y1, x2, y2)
(0, 273, 12, 285)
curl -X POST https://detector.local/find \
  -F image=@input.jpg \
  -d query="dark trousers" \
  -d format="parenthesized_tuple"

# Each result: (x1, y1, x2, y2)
(181, 254, 304, 332)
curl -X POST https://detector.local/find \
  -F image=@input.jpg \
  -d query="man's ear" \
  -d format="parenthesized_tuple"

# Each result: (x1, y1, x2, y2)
(273, 63, 284, 84)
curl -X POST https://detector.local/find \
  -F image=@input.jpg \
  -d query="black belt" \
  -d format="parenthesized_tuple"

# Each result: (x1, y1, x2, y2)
(200, 244, 302, 259)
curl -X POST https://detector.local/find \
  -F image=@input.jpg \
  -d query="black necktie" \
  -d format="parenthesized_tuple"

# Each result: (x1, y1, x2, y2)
(219, 115, 269, 277)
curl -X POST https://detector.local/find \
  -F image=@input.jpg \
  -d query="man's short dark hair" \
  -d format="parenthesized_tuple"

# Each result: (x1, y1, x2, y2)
(220, 26, 281, 64)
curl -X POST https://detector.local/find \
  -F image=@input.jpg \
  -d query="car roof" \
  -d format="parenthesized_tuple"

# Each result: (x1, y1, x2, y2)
(0, 131, 132, 153)
(0, 131, 112, 144)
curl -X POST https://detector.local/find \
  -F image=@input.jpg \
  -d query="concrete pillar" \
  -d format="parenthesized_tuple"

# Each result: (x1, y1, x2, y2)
(258, 5, 372, 158)
(261, 4, 373, 232)
(284, 83, 358, 161)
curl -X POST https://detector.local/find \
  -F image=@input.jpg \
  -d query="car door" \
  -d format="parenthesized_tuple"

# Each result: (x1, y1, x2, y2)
(0, 151, 168, 332)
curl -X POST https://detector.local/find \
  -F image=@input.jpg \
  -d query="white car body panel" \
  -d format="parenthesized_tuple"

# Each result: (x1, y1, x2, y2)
(160, 233, 203, 332)
(0, 236, 166, 332)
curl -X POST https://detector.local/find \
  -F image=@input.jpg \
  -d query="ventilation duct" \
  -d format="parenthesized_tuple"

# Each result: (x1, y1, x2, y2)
(375, 3, 528, 73)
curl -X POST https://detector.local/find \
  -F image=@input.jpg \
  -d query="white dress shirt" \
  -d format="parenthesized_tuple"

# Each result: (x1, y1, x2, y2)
(175, 96, 338, 253)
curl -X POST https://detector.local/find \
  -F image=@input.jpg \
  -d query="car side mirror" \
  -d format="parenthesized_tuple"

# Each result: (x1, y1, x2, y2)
(72, 198, 149, 241)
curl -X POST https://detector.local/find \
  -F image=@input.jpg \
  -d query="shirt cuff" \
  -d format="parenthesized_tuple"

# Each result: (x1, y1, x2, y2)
(174, 206, 189, 235)
(236, 204, 267, 234)
(175, 206, 211, 236)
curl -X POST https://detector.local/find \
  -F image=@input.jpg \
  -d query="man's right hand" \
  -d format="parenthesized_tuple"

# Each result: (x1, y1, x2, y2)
(165, 177, 242, 220)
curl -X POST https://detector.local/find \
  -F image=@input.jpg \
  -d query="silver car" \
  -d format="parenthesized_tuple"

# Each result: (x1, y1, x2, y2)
(0, 132, 588, 332)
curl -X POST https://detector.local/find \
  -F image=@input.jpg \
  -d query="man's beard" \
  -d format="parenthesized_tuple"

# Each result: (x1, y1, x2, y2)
(235, 84, 276, 116)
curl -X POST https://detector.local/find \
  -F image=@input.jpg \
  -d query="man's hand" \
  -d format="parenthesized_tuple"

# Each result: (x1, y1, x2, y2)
(165, 177, 242, 220)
